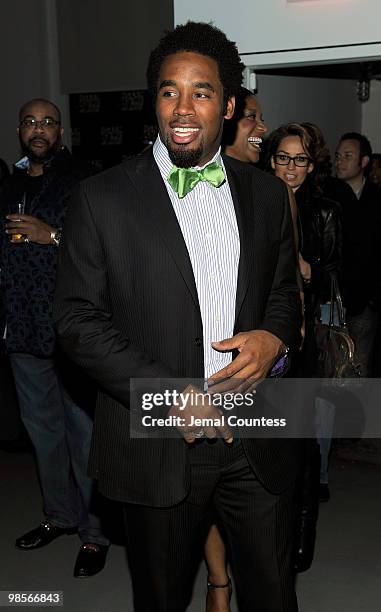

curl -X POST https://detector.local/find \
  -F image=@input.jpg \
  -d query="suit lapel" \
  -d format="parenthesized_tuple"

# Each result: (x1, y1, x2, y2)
(124, 149, 200, 310)
(223, 155, 259, 323)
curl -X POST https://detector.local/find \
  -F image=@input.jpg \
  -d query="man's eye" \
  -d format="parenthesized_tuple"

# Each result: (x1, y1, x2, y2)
(162, 91, 176, 97)
(245, 114, 256, 121)
(194, 92, 210, 98)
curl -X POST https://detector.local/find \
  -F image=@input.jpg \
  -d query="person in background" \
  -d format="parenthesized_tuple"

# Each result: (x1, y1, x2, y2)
(0, 98, 109, 577)
(222, 86, 267, 164)
(335, 132, 381, 378)
(266, 122, 342, 502)
(369, 153, 381, 187)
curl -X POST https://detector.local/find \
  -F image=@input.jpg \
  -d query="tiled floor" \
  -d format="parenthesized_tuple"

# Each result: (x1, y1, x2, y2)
(1, 447, 380, 611)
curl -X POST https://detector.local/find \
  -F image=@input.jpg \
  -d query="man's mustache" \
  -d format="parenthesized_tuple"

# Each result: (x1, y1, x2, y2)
(29, 137, 49, 145)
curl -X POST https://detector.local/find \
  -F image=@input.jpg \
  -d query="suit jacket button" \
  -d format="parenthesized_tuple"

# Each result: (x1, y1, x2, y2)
(194, 337, 202, 347)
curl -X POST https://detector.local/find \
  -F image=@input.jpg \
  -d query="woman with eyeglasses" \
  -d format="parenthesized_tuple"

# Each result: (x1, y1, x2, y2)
(267, 122, 341, 361)
(267, 122, 342, 503)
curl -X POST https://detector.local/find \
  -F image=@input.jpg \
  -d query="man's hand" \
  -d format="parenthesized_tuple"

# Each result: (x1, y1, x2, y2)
(167, 384, 233, 444)
(6, 214, 56, 244)
(208, 330, 284, 393)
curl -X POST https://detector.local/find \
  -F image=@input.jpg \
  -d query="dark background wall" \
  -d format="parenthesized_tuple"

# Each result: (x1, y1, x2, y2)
(56, 0, 174, 93)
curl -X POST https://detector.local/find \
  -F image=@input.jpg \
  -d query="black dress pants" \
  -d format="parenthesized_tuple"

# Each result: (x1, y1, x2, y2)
(123, 440, 298, 612)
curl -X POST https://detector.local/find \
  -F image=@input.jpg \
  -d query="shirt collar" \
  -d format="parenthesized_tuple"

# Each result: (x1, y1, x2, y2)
(354, 177, 366, 199)
(14, 156, 30, 171)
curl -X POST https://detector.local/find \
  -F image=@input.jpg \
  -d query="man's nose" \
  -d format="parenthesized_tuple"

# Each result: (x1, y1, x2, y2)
(173, 93, 195, 116)
(33, 121, 45, 132)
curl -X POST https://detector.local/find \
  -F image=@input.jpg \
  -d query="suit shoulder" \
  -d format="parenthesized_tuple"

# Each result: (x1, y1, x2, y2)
(79, 161, 132, 194)
(79, 149, 154, 197)
(223, 154, 286, 194)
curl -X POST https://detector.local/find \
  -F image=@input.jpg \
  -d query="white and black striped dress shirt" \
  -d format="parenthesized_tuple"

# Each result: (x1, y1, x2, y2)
(153, 136, 240, 380)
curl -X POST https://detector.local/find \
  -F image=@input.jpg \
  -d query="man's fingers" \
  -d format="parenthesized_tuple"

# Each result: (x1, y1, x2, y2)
(217, 424, 233, 444)
(183, 431, 196, 444)
(208, 354, 252, 386)
(233, 376, 262, 395)
(207, 377, 242, 395)
(211, 337, 239, 352)
(6, 214, 35, 222)
(203, 425, 217, 439)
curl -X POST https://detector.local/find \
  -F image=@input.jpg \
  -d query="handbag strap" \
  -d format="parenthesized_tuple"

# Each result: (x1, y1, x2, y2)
(328, 274, 346, 327)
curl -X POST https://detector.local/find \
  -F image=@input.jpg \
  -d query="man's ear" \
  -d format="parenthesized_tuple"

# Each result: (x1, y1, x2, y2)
(224, 96, 235, 120)
(361, 155, 370, 171)
(16, 127, 19, 136)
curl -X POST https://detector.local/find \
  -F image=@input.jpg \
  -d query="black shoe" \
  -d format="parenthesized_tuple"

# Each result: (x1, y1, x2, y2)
(73, 543, 108, 578)
(15, 521, 77, 550)
(319, 483, 330, 503)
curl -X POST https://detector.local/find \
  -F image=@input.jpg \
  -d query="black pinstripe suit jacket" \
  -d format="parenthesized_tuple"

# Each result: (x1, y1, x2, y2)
(53, 148, 302, 506)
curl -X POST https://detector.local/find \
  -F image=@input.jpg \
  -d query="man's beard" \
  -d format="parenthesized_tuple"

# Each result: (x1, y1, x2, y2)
(20, 136, 62, 164)
(165, 137, 203, 168)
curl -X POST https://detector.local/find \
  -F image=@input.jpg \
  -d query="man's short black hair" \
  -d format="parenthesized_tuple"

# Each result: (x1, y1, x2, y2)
(340, 131, 372, 160)
(19, 98, 61, 123)
(146, 21, 244, 112)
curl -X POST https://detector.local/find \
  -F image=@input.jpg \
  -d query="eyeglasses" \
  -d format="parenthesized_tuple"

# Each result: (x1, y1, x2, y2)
(19, 118, 60, 130)
(274, 154, 311, 167)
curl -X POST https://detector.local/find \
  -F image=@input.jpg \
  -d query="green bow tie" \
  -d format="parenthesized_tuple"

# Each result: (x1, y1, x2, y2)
(167, 161, 225, 199)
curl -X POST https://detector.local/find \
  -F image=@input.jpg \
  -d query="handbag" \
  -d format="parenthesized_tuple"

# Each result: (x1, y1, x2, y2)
(314, 275, 361, 384)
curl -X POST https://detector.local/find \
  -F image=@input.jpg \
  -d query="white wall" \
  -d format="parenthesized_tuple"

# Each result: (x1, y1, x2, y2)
(361, 80, 381, 153)
(174, 0, 381, 56)
(257, 75, 362, 155)
(174, 0, 368, 159)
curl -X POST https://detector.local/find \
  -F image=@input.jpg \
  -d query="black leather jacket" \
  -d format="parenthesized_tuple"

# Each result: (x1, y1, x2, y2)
(295, 180, 342, 314)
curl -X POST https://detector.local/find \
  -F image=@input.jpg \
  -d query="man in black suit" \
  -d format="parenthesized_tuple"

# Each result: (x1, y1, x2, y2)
(54, 22, 302, 612)
(335, 132, 381, 376)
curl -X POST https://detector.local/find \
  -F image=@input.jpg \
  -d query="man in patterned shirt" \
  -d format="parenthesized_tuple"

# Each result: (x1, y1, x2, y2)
(0, 98, 109, 577)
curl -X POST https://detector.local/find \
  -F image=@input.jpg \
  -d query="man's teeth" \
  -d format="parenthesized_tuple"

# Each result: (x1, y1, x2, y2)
(173, 127, 199, 133)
